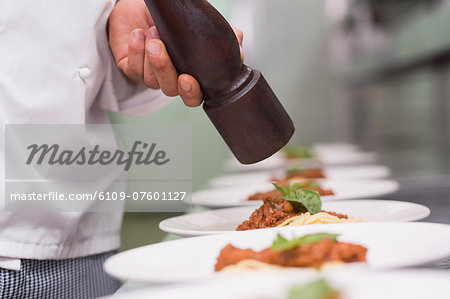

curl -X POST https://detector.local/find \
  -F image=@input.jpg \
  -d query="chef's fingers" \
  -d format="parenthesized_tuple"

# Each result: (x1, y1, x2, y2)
(232, 26, 244, 61)
(232, 26, 244, 45)
(143, 49, 160, 89)
(142, 27, 160, 89)
(126, 28, 146, 84)
(145, 28, 179, 97)
(178, 74, 203, 107)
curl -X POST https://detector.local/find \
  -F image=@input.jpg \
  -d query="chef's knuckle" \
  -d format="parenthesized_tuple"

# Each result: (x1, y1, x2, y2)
(162, 87, 178, 97)
(150, 59, 167, 71)
(144, 75, 159, 89)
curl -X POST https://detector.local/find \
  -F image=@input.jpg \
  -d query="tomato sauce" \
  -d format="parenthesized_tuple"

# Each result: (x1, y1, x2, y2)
(215, 238, 367, 271)
(237, 198, 348, 231)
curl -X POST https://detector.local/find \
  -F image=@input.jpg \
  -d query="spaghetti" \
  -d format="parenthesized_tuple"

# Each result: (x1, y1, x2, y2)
(276, 212, 362, 227)
(236, 197, 362, 231)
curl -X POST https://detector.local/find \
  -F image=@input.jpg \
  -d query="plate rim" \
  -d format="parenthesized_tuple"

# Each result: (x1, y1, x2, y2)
(192, 179, 401, 208)
(105, 222, 450, 283)
(209, 164, 392, 187)
(159, 199, 431, 237)
(110, 269, 450, 299)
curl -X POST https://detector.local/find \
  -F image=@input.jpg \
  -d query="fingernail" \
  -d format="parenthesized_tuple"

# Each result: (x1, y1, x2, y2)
(132, 29, 145, 40)
(179, 80, 192, 92)
(149, 26, 160, 39)
(147, 42, 161, 56)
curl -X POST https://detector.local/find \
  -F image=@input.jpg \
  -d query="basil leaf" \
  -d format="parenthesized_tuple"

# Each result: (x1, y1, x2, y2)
(272, 233, 339, 251)
(272, 233, 289, 248)
(288, 279, 339, 299)
(304, 181, 320, 189)
(272, 183, 322, 214)
(286, 167, 304, 176)
(272, 183, 289, 196)
(285, 188, 322, 215)
(287, 182, 303, 193)
(282, 145, 314, 159)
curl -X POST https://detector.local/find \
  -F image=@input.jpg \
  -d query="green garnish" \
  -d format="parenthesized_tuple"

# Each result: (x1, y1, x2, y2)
(282, 144, 314, 159)
(272, 233, 339, 251)
(287, 278, 340, 299)
(286, 167, 304, 176)
(304, 181, 320, 189)
(273, 183, 300, 196)
(273, 183, 322, 215)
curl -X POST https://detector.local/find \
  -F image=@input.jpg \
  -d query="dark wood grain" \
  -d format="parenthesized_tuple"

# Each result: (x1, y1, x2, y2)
(144, 0, 294, 164)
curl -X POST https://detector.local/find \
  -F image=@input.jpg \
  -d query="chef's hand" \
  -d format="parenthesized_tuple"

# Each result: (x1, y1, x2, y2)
(108, 0, 244, 107)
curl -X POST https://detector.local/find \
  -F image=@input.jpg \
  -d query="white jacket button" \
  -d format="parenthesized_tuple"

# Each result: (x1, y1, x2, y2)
(79, 67, 92, 79)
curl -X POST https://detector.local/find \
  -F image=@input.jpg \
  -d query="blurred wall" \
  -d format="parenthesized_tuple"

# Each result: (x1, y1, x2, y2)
(230, 0, 334, 144)
(329, 0, 450, 179)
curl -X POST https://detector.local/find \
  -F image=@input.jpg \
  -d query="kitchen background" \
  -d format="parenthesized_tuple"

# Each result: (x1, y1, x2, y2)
(108, 0, 450, 249)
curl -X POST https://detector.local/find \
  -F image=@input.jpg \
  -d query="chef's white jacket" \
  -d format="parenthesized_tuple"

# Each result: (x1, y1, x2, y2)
(0, 0, 171, 270)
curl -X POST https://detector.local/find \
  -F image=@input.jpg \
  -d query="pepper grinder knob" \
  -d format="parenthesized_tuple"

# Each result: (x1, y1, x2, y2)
(144, 0, 294, 164)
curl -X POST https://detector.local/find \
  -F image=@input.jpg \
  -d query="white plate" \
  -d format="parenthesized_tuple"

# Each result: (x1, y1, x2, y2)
(192, 179, 400, 208)
(112, 270, 450, 299)
(104, 222, 450, 283)
(210, 165, 391, 188)
(159, 200, 430, 237)
(312, 142, 361, 153)
(225, 151, 378, 172)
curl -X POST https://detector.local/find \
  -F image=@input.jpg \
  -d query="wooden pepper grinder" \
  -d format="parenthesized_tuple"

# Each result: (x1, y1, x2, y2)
(144, 0, 295, 164)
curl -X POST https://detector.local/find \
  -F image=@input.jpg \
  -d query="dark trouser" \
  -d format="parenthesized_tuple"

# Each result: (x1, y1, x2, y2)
(0, 251, 120, 299)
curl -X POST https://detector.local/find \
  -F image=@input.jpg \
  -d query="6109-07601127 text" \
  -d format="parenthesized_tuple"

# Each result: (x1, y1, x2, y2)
(9, 191, 187, 202)
(25, 141, 170, 171)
